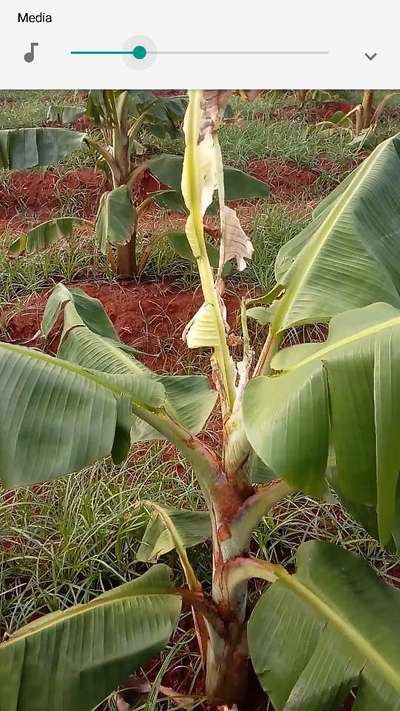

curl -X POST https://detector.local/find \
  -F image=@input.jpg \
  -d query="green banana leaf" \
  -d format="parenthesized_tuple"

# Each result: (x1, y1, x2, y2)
(95, 185, 136, 252)
(0, 279, 217, 489)
(0, 338, 165, 487)
(9, 217, 91, 255)
(249, 541, 400, 710)
(127, 92, 187, 139)
(42, 284, 119, 341)
(0, 565, 181, 711)
(151, 188, 187, 212)
(268, 134, 400, 333)
(147, 153, 269, 210)
(137, 505, 211, 562)
(86, 91, 186, 137)
(166, 231, 233, 276)
(243, 302, 400, 545)
(42, 284, 217, 443)
(47, 104, 86, 124)
(0, 127, 87, 169)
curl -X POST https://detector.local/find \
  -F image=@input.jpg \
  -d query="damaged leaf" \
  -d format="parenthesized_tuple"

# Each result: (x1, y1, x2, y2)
(220, 206, 254, 272)
(183, 303, 222, 349)
(199, 91, 232, 141)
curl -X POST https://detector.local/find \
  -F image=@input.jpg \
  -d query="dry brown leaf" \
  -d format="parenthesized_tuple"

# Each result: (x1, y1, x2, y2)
(159, 684, 199, 709)
(220, 206, 254, 272)
(199, 91, 232, 141)
(240, 89, 264, 102)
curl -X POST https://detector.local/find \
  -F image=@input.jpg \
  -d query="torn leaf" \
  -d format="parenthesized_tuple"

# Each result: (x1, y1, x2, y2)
(220, 206, 254, 272)
(183, 303, 221, 349)
(199, 91, 231, 142)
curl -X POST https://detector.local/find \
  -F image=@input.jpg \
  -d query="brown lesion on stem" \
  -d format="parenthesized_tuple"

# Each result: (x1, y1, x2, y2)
(177, 588, 228, 641)
(178, 581, 251, 707)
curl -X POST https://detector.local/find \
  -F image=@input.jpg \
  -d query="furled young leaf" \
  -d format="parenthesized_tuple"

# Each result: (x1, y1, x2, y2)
(268, 134, 400, 333)
(243, 303, 400, 544)
(9, 217, 91, 255)
(0, 565, 181, 711)
(95, 185, 136, 253)
(0, 127, 87, 169)
(249, 541, 400, 710)
(180, 91, 239, 411)
(137, 506, 211, 562)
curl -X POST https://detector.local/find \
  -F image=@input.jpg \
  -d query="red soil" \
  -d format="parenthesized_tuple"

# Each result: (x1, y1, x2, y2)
(317, 154, 368, 176)
(249, 159, 317, 198)
(0, 169, 106, 229)
(0, 163, 171, 233)
(0, 171, 59, 223)
(71, 115, 92, 132)
(134, 168, 168, 205)
(311, 100, 355, 122)
(4, 281, 246, 373)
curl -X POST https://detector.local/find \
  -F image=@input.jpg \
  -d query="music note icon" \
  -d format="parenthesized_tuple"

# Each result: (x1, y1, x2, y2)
(24, 42, 39, 63)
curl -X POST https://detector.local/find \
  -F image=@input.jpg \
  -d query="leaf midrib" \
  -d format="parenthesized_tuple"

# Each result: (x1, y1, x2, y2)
(278, 568, 400, 692)
(286, 313, 400, 372)
(272, 139, 389, 332)
(4, 591, 179, 645)
(0, 341, 156, 406)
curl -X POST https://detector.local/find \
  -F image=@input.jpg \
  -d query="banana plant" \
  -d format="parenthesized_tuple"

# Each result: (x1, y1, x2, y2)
(3, 90, 268, 277)
(317, 89, 400, 147)
(2, 92, 400, 710)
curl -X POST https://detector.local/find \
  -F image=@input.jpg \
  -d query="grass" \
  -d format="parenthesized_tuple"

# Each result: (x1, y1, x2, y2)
(0, 90, 96, 170)
(0, 446, 206, 637)
(0, 90, 70, 129)
(219, 119, 357, 171)
(0, 230, 110, 311)
(254, 493, 400, 583)
(144, 91, 363, 172)
(0, 449, 207, 710)
(245, 205, 310, 291)
(143, 114, 359, 171)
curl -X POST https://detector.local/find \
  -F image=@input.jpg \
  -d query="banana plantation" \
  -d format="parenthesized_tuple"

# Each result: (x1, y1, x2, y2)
(1, 89, 400, 711)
